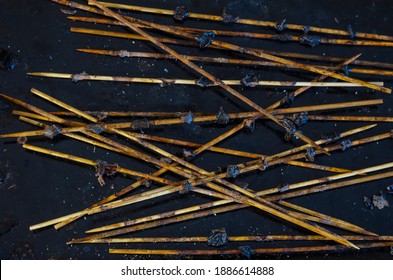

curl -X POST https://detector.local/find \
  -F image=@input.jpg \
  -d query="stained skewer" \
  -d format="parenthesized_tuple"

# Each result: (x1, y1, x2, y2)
(27, 72, 384, 88)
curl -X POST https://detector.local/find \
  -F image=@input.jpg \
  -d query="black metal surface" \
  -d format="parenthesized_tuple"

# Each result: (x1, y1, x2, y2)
(1, 0, 393, 260)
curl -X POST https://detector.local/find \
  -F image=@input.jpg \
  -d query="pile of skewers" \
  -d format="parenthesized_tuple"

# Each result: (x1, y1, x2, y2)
(2, 0, 393, 258)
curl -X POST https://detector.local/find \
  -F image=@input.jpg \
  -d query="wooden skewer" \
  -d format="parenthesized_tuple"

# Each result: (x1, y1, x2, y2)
(306, 115, 393, 122)
(76, 235, 393, 244)
(28, 88, 356, 248)
(108, 242, 393, 255)
(67, 16, 393, 47)
(89, 0, 393, 42)
(76, 49, 393, 77)
(83, 2, 391, 94)
(27, 72, 384, 88)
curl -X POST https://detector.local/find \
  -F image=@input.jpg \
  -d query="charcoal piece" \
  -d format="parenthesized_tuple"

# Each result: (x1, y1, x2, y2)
(179, 181, 193, 194)
(131, 118, 150, 130)
(195, 76, 215, 87)
(181, 111, 194, 124)
(340, 139, 352, 151)
(272, 34, 294, 42)
(244, 119, 255, 132)
(280, 119, 296, 141)
(278, 183, 290, 193)
(16, 136, 28, 145)
(207, 228, 228, 247)
(347, 24, 356, 39)
(291, 112, 308, 127)
(226, 165, 240, 178)
(302, 26, 311, 34)
(280, 92, 295, 107)
(44, 125, 62, 139)
(195, 32, 215, 48)
(221, 8, 239, 23)
(387, 185, 393, 195)
(95, 160, 119, 186)
(173, 6, 189, 21)
(238, 246, 253, 259)
(241, 73, 259, 87)
(275, 19, 287, 31)
(0, 49, 18, 71)
(305, 147, 316, 162)
(216, 107, 230, 124)
(363, 196, 373, 209)
(340, 65, 351, 76)
(182, 149, 195, 160)
(71, 71, 89, 82)
(86, 124, 104, 134)
(299, 35, 321, 47)
(372, 192, 389, 210)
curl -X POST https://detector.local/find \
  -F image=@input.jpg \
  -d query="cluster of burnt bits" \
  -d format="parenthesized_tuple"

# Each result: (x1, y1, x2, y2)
(280, 118, 297, 141)
(207, 228, 228, 247)
(364, 192, 390, 210)
(195, 31, 215, 48)
(216, 107, 230, 125)
(173, 6, 188, 21)
(221, 8, 239, 23)
(43, 125, 62, 139)
(0, 49, 18, 71)
(179, 180, 193, 194)
(195, 76, 215, 88)
(94, 160, 119, 186)
(241, 73, 259, 87)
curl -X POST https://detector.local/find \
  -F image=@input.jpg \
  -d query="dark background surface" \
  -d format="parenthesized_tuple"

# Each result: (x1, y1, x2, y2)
(0, 0, 393, 260)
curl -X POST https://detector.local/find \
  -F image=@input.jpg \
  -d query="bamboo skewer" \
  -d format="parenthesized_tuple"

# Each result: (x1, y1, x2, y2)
(21, 89, 359, 248)
(77, 235, 393, 244)
(27, 72, 384, 88)
(67, 16, 393, 47)
(108, 242, 393, 255)
(76, 49, 393, 77)
(90, 0, 393, 42)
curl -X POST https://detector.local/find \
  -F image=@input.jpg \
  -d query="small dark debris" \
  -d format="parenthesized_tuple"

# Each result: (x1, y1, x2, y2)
(340, 139, 352, 151)
(44, 125, 62, 139)
(244, 119, 255, 132)
(302, 26, 311, 33)
(372, 192, 389, 210)
(207, 228, 228, 247)
(387, 185, 393, 195)
(305, 147, 316, 162)
(238, 246, 253, 259)
(347, 24, 356, 39)
(142, 180, 152, 188)
(221, 8, 239, 23)
(86, 124, 104, 134)
(179, 180, 193, 194)
(71, 71, 89, 82)
(241, 73, 259, 87)
(160, 157, 172, 164)
(60, 8, 77, 15)
(280, 118, 296, 141)
(131, 118, 150, 130)
(280, 92, 295, 107)
(95, 160, 119, 186)
(216, 107, 230, 125)
(195, 32, 215, 48)
(0, 214, 17, 235)
(16, 136, 28, 145)
(196, 76, 215, 87)
(299, 35, 321, 47)
(173, 6, 188, 21)
(90, 112, 108, 121)
(340, 65, 351, 76)
(278, 183, 290, 193)
(226, 165, 240, 178)
(182, 149, 195, 160)
(291, 112, 308, 127)
(275, 19, 287, 31)
(0, 49, 18, 71)
(258, 160, 269, 171)
(363, 196, 373, 209)
(272, 34, 294, 42)
(181, 111, 194, 124)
